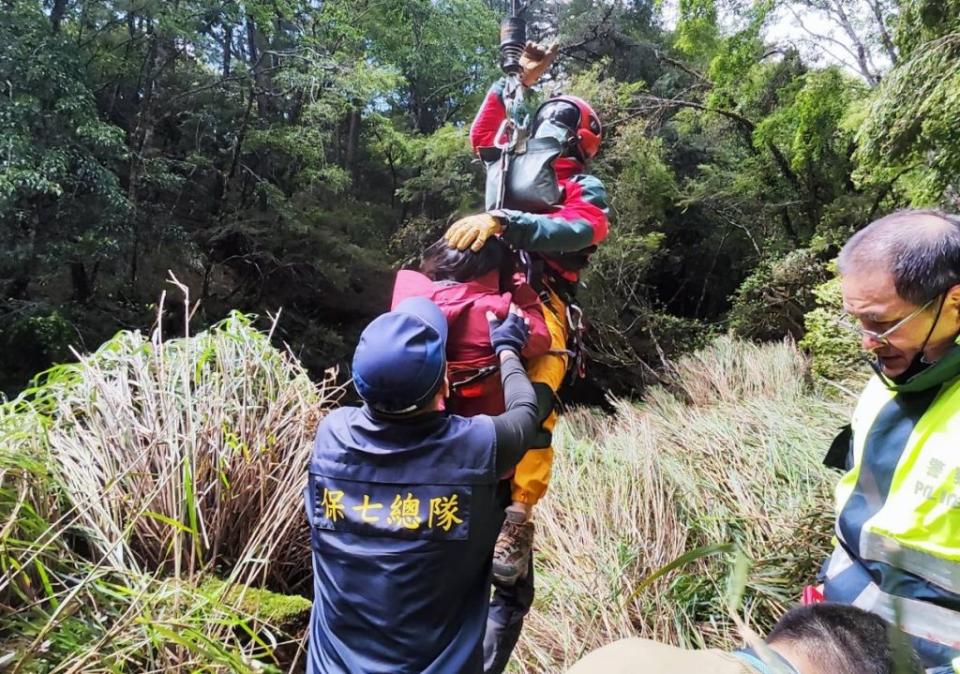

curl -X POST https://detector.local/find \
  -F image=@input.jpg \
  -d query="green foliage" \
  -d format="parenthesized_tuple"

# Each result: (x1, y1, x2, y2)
(602, 122, 678, 222)
(543, 0, 901, 383)
(360, 0, 499, 133)
(0, 1, 130, 296)
(579, 116, 688, 377)
(0, 0, 505, 393)
(799, 272, 865, 382)
(855, 31, 960, 204)
(2, 308, 73, 361)
(200, 578, 312, 633)
(0, 306, 75, 391)
(758, 69, 863, 174)
(705, 6, 772, 108)
(564, 59, 649, 119)
(397, 124, 482, 215)
(895, 0, 960, 55)
(389, 216, 450, 268)
(675, 0, 720, 59)
(729, 249, 830, 341)
(852, 0, 960, 205)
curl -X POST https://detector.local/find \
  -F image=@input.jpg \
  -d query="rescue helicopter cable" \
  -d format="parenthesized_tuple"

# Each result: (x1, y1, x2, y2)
(494, 0, 530, 209)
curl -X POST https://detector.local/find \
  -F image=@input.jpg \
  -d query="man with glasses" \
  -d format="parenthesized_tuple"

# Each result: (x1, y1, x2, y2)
(822, 210, 960, 673)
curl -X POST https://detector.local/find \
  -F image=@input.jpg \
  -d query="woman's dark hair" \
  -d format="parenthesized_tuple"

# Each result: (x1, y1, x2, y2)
(767, 603, 923, 674)
(420, 237, 512, 284)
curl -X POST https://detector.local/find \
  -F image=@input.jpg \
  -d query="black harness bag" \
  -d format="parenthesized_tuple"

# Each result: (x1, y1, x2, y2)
(479, 136, 562, 212)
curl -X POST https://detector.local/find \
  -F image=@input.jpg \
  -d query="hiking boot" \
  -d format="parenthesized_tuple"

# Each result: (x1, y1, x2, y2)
(492, 508, 534, 586)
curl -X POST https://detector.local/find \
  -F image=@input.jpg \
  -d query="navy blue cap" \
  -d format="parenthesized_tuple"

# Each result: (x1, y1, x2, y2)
(352, 297, 448, 414)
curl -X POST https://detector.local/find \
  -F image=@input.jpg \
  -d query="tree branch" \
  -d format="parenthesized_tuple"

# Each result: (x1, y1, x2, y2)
(634, 94, 803, 193)
(653, 48, 711, 86)
(787, 4, 880, 85)
(867, 0, 898, 65)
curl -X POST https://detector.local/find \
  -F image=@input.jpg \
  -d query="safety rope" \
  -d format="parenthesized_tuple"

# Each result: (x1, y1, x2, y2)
(493, 74, 528, 211)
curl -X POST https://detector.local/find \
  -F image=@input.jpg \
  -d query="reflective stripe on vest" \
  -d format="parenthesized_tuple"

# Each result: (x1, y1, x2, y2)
(832, 376, 896, 540)
(849, 375, 960, 589)
(824, 546, 960, 651)
(829, 372, 960, 656)
(852, 581, 960, 649)
(859, 528, 960, 595)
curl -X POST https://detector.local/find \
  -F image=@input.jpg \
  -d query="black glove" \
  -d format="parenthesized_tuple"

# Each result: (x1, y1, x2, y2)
(487, 310, 529, 355)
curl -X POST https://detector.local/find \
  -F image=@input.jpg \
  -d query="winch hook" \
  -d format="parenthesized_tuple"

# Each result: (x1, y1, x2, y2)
(499, 1, 527, 76)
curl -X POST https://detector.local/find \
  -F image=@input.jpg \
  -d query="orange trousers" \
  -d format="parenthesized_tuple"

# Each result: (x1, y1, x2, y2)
(512, 288, 568, 506)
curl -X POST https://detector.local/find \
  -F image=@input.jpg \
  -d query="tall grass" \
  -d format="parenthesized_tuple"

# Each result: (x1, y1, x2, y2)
(1, 293, 853, 671)
(0, 281, 339, 671)
(515, 337, 850, 671)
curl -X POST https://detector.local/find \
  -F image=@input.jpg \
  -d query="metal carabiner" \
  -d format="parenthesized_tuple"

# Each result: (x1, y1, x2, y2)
(492, 73, 528, 211)
(566, 303, 584, 334)
(493, 118, 514, 151)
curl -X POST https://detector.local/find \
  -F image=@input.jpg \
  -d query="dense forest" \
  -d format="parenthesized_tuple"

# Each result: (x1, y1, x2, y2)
(1, 0, 957, 396)
(5, 2, 960, 670)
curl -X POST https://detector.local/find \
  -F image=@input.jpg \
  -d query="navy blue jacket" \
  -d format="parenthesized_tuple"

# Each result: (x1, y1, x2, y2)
(306, 406, 505, 674)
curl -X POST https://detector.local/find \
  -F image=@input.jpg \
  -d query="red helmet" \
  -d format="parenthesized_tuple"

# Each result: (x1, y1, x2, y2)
(531, 95, 602, 161)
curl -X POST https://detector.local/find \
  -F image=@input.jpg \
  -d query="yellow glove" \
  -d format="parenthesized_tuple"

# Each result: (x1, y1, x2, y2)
(520, 41, 559, 87)
(444, 214, 503, 252)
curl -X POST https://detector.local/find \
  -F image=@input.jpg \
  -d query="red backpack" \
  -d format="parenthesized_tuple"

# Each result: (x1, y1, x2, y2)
(390, 269, 549, 417)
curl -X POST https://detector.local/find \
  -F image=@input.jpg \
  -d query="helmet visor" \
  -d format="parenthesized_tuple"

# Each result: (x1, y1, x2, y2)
(533, 100, 581, 135)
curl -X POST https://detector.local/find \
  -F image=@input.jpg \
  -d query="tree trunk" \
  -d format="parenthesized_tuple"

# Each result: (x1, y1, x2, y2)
(222, 23, 233, 77)
(345, 105, 361, 175)
(50, 0, 68, 34)
(8, 210, 37, 300)
(127, 12, 170, 288)
(70, 261, 92, 303)
(868, 0, 898, 65)
(828, 0, 880, 86)
(246, 17, 271, 116)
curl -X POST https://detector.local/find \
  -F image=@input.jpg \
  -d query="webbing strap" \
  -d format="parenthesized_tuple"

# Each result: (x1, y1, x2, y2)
(493, 73, 528, 210)
(449, 365, 499, 393)
(731, 647, 799, 674)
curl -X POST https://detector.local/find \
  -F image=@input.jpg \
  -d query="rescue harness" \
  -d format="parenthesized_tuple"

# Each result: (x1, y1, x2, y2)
(448, 0, 589, 405)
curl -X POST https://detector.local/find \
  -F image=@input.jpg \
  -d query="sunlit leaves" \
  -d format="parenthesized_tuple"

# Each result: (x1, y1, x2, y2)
(675, 0, 720, 59)
(855, 1, 960, 203)
(754, 68, 862, 174)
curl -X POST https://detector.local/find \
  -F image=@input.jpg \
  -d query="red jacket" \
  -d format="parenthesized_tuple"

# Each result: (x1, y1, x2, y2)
(391, 269, 550, 416)
(470, 79, 610, 282)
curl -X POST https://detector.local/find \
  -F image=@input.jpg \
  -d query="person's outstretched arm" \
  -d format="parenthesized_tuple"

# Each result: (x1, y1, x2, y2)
(492, 350, 538, 475)
(494, 175, 609, 252)
(469, 42, 558, 152)
(485, 308, 539, 475)
(444, 176, 610, 254)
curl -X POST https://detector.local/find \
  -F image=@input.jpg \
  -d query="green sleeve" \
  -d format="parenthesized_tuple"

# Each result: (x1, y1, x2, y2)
(496, 211, 595, 252)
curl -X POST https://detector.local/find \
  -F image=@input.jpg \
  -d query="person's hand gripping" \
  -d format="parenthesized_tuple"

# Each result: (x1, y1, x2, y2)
(486, 303, 530, 356)
(444, 213, 503, 252)
(520, 41, 559, 87)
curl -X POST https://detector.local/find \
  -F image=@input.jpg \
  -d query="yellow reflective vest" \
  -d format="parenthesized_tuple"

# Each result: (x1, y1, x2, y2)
(824, 342, 960, 671)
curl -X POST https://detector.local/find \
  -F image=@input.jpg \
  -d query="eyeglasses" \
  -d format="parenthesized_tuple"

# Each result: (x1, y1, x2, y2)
(836, 297, 937, 347)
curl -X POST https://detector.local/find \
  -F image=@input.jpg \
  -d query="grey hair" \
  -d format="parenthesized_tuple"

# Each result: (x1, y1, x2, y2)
(837, 209, 960, 305)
